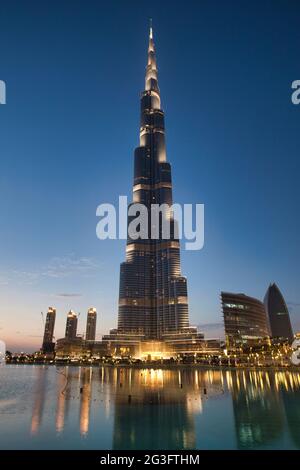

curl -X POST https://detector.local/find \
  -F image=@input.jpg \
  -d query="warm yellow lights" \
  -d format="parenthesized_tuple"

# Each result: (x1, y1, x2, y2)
(67, 310, 77, 318)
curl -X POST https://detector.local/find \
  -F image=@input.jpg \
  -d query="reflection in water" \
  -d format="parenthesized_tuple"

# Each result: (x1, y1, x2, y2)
(56, 369, 67, 433)
(26, 366, 300, 449)
(282, 389, 300, 448)
(31, 366, 47, 435)
(79, 368, 93, 436)
(111, 369, 223, 450)
(229, 371, 284, 449)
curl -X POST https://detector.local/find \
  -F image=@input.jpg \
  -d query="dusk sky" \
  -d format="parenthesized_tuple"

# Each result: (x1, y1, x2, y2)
(1, 0, 299, 351)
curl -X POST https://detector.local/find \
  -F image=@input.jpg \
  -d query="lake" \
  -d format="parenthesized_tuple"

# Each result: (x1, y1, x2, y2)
(0, 365, 300, 450)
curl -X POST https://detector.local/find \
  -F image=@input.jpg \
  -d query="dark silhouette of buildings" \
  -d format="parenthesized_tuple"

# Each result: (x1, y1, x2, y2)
(264, 283, 293, 343)
(42, 307, 56, 353)
(65, 310, 78, 340)
(85, 307, 97, 341)
(221, 292, 270, 349)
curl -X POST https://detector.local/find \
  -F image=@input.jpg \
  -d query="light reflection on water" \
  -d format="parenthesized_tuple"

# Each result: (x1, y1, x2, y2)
(0, 365, 300, 450)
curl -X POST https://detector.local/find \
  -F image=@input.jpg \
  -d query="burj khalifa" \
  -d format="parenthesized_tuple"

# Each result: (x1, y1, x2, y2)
(103, 25, 206, 357)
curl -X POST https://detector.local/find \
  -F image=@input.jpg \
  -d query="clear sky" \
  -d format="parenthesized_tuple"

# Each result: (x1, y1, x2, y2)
(0, 0, 299, 351)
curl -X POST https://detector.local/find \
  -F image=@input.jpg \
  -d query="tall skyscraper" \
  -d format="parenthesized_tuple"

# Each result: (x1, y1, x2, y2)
(86, 307, 97, 341)
(221, 292, 270, 349)
(65, 310, 78, 340)
(103, 25, 205, 357)
(118, 25, 189, 338)
(42, 307, 56, 353)
(264, 283, 293, 343)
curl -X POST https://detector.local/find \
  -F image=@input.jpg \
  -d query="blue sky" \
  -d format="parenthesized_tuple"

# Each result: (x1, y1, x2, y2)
(0, 0, 299, 351)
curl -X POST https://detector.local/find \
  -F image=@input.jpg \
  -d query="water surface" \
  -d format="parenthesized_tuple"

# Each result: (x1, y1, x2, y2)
(0, 365, 300, 450)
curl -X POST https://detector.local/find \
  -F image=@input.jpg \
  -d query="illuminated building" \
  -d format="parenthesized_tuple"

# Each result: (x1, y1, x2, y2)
(86, 307, 97, 341)
(56, 309, 107, 358)
(55, 338, 108, 359)
(264, 283, 294, 343)
(55, 308, 109, 359)
(221, 292, 270, 350)
(42, 307, 56, 353)
(65, 310, 78, 340)
(103, 25, 209, 358)
(55, 337, 83, 358)
(117, 24, 189, 340)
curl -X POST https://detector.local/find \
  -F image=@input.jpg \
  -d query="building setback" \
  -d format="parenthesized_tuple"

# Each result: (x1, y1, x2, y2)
(117, 25, 189, 339)
(102, 25, 208, 358)
(264, 283, 293, 343)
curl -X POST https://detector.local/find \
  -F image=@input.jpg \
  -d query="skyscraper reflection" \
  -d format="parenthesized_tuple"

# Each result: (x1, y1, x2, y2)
(56, 369, 66, 433)
(281, 394, 300, 448)
(229, 371, 285, 449)
(109, 368, 223, 450)
(31, 366, 48, 435)
(28, 366, 300, 449)
(79, 368, 93, 436)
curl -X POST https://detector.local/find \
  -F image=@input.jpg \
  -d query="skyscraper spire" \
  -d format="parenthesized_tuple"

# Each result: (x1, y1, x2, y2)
(149, 18, 153, 39)
(116, 25, 190, 339)
(103, 24, 205, 358)
(146, 21, 159, 94)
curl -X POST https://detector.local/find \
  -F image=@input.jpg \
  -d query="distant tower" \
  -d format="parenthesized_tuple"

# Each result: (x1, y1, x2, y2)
(85, 308, 97, 341)
(264, 283, 293, 343)
(65, 310, 78, 340)
(42, 307, 56, 353)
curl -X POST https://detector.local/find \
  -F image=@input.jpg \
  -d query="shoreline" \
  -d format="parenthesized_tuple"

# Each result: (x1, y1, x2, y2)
(4, 362, 300, 372)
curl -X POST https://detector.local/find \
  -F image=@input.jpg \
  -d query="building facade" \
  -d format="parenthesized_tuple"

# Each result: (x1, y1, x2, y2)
(103, 25, 208, 357)
(264, 283, 293, 343)
(55, 338, 108, 360)
(221, 292, 270, 349)
(65, 310, 78, 340)
(42, 307, 56, 353)
(117, 25, 189, 339)
(86, 307, 97, 341)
